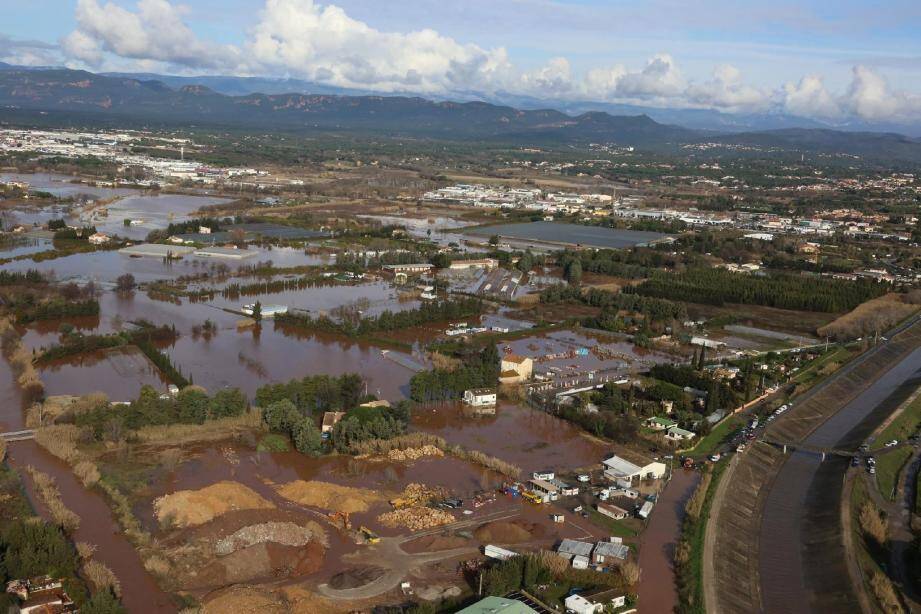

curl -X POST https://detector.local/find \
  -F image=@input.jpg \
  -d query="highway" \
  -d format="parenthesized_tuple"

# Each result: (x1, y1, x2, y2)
(709, 314, 921, 613)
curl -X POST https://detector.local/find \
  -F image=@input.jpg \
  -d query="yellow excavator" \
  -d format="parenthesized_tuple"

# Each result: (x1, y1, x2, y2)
(360, 526, 380, 544)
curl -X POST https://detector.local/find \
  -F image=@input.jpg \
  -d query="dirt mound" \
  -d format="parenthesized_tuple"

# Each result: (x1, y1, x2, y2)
(474, 520, 534, 543)
(378, 506, 455, 531)
(190, 541, 325, 589)
(153, 481, 274, 528)
(329, 565, 385, 590)
(275, 480, 383, 514)
(203, 585, 346, 614)
(203, 586, 288, 614)
(215, 521, 326, 555)
(387, 445, 444, 462)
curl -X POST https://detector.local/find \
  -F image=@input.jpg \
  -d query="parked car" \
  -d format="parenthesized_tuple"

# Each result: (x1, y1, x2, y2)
(869, 466, 876, 475)
(851, 456, 860, 467)
(709, 453, 722, 462)
(577, 474, 590, 482)
(886, 440, 899, 447)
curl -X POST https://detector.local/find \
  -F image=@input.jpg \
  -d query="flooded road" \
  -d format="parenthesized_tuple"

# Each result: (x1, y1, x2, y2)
(636, 468, 700, 613)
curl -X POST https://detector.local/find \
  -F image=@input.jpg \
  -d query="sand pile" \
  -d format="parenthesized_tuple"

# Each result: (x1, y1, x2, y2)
(387, 445, 444, 462)
(215, 521, 327, 556)
(275, 480, 383, 514)
(153, 481, 274, 528)
(473, 520, 533, 543)
(378, 506, 455, 531)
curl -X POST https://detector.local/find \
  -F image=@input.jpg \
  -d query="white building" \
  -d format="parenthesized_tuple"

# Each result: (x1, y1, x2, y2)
(88, 232, 110, 245)
(463, 388, 496, 408)
(602, 453, 667, 482)
(564, 590, 627, 614)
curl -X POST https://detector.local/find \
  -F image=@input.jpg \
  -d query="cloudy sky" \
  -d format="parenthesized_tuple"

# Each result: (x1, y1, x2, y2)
(2, 0, 921, 124)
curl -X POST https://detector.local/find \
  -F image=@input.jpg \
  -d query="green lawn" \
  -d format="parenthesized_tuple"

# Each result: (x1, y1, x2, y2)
(876, 393, 921, 445)
(875, 447, 913, 501)
(684, 415, 742, 457)
(586, 507, 640, 538)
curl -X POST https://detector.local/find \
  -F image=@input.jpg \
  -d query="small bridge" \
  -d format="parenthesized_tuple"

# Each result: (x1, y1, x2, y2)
(761, 438, 856, 459)
(0, 429, 35, 442)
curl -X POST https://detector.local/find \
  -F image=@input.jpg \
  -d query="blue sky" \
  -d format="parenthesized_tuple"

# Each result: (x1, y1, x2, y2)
(2, 0, 920, 124)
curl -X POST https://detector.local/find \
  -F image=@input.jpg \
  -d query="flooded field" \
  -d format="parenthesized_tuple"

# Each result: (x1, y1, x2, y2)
(412, 401, 608, 473)
(3, 244, 329, 284)
(206, 280, 420, 318)
(358, 214, 483, 250)
(40, 346, 170, 401)
(85, 193, 234, 240)
(0, 172, 137, 200)
(0, 236, 53, 258)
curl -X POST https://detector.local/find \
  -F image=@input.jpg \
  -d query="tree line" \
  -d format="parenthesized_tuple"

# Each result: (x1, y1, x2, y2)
(276, 297, 483, 337)
(630, 268, 885, 312)
(256, 373, 412, 455)
(409, 343, 500, 402)
(75, 385, 248, 440)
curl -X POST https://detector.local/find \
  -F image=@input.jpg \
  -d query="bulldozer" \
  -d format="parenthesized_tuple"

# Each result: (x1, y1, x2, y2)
(359, 526, 380, 544)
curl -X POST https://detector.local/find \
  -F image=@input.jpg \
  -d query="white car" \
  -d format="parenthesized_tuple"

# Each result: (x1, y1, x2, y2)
(577, 474, 590, 482)
(886, 440, 899, 448)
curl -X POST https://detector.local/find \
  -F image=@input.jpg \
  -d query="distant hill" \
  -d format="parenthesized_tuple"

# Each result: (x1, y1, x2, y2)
(1, 65, 921, 163)
(0, 66, 694, 146)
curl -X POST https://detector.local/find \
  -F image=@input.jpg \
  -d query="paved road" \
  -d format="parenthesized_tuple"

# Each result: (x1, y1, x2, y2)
(708, 314, 921, 614)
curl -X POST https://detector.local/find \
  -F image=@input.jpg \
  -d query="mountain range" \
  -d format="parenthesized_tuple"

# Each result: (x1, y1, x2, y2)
(1, 63, 920, 164)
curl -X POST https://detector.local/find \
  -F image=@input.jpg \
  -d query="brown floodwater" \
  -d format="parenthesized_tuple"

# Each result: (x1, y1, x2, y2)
(412, 401, 609, 473)
(636, 468, 700, 613)
(204, 280, 420, 318)
(4, 244, 329, 285)
(40, 347, 170, 401)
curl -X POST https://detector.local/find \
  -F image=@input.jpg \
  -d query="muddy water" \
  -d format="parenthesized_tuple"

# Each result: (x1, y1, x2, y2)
(40, 347, 170, 401)
(0, 172, 138, 200)
(4, 244, 328, 285)
(205, 280, 420, 318)
(19, 290, 415, 401)
(412, 401, 608, 473)
(86, 194, 232, 240)
(636, 468, 700, 613)
(0, 356, 176, 613)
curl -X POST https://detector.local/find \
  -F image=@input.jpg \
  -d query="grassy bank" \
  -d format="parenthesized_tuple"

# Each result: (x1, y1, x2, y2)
(875, 447, 913, 501)
(675, 462, 727, 614)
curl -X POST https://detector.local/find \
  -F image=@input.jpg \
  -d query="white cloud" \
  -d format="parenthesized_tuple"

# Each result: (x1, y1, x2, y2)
(51, 0, 921, 125)
(685, 64, 770, 112)
(0, 35, 60, 66)
(842, 65, 921, 122)
(781, 74, 841, 119)
(243, 0, 511, 93)
(520, 57, 574, 96)
(63, 0, 239, 69)
(615, 54, 685, 99)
